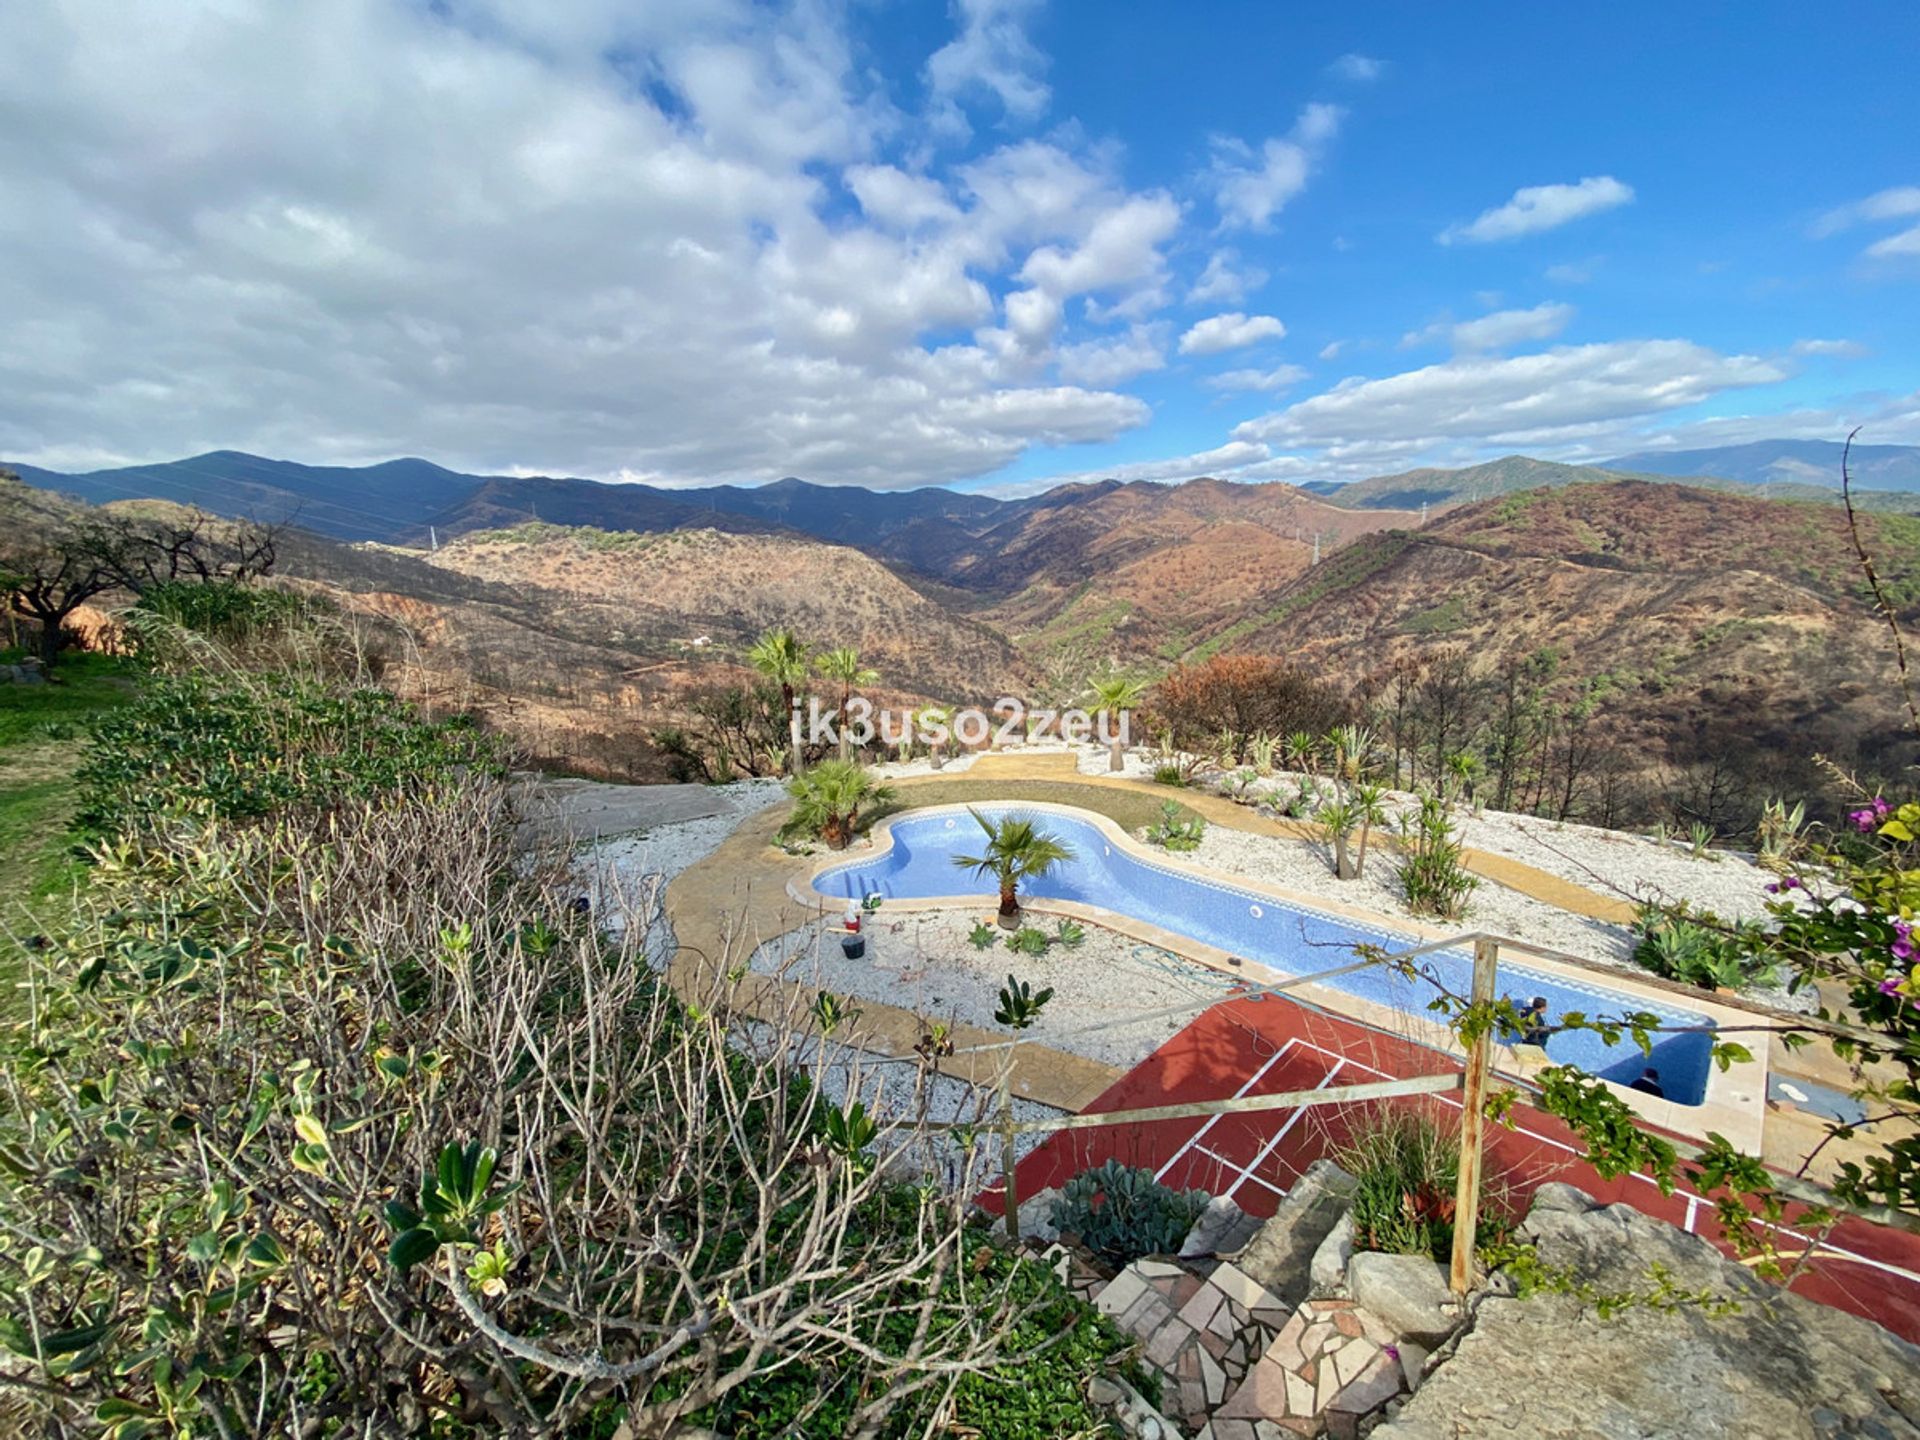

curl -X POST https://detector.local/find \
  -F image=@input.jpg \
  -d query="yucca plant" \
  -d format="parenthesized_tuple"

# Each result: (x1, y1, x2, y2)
(953, 809, 1075, 927)
(780, 760, 894, 849)
(1351, 781, 1390, 878)
(1318, 798, 1359, 879)
(1284, 729, 1320, 776)
(1328, 723, 1375, 787)
(1687, 821, 1718, 861)
(1398, 794, 1478, 919)
(1756, 798, 1808, 867)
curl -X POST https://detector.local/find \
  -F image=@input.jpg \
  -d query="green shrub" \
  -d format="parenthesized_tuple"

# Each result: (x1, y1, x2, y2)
(1338, 1111, 1473, 1265)
(73, 672, 497, 836)
(1052, 1159, 1210, 1265)
(1631, 905, 1778, 990)
(1396, 794, 1477, 919)
(1145, 800, 1206, 853)
(1151, 762, 1186, 786)
(133, 578, 309, 637)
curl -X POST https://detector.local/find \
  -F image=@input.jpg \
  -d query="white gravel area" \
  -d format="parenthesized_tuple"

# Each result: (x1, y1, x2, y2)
(733, 1019, 1065, 1192)
(748, 910, 1243, 1070)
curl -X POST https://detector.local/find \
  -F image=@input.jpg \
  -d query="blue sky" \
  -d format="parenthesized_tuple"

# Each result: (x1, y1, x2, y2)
(1, 0, 1915, 490)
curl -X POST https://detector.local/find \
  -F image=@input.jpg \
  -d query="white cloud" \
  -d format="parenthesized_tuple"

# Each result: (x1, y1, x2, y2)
(0, 0, 1185, 488)
(1209, 103, 1342, 230)
(1545, 258, 1600, 285)
(1234, 340, 1785, 451)
(1867, 224, 1920, 259)
(1318, 340, 1346, 361)
(1179, 312, 1287, 356)
(1327, 53, 1383, 82)
(1790, 338, 1867, 358)
(1056, 326, 1167, 386)
(1203, 364, 1308, 394)
(925, 0, 1050, 140)
(1812, 186, 1920, 237)
(1188, 248, 1267, 304)
(1438, 176, 1634, 245)
(1402, 302, 1575, 353)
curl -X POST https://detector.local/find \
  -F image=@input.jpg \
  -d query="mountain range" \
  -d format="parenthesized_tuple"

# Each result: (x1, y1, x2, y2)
(12, 440, 1920, 551)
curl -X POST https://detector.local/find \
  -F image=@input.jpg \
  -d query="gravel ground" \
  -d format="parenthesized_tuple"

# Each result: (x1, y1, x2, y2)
(732, 1018, 1066, 1192)
(747, 910, 1242, 1070)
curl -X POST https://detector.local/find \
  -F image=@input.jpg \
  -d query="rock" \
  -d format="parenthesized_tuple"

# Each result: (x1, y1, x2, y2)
(1233, 1160, 1356, 1304)
(1345, 1253, 1460, 1347)
(1087, 1371, 1186, 1440)
(1018, 1186, 1062, 1243)
(1394, 1340, 1430, 1392)
(1309, 1212, 1355, 1296)
(1374, 1192, 1920, 1439)
(1181, 1195, 1263, 1259)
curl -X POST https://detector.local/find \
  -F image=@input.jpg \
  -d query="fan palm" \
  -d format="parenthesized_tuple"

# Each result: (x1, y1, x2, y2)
(1087, 674, 1147, 772)
(748, 628, 812, 773)
(953, 809, 1076, 927)
(782, 760, 894, 850)
(815, 646, 879, 762)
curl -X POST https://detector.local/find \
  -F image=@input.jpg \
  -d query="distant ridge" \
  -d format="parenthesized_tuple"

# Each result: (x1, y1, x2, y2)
(1603, 439, 1920, 493)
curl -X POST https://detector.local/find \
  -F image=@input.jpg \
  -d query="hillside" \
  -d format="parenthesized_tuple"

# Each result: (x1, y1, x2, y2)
(1607, 439, 1920, 492)
(420, 523, 1025, 701)
(1210, 482, 1920, 787)
(956, 479, 1420, 662)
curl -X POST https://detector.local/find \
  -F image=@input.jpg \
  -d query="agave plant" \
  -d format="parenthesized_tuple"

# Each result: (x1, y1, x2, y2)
(780, 760, 894, 850)
(953, 809, 1075, 927)
(1755, 798, 1808, 867)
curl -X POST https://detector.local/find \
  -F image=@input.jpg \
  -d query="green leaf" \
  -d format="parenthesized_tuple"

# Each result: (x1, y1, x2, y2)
(293, 1114, 328, 1147)
(388, 1227, 440, 1272)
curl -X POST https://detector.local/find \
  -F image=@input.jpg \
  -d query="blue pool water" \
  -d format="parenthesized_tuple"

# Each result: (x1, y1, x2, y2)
(815, 807, 1716, 1106)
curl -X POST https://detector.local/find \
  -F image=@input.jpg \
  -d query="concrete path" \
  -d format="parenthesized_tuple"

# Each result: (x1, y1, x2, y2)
(517, 775, 733, 843)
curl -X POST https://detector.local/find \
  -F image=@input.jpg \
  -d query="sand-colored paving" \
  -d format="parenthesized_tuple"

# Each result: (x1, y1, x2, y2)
(664, 751, 1649, 1114)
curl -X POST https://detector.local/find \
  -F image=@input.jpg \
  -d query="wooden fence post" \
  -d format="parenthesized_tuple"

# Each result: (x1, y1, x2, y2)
(1450, 936, 1498, 1295)
(1000, 1067, 1020, 1243)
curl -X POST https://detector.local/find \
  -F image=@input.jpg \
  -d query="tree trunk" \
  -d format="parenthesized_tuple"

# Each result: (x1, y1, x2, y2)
(1356, 820, 1372, 878)
(34, 608, 66, 668)
(1333, 831, 1356, 880)
(838, 683, 852, 763)
(783, 683, 805, 775)
(997, 882, 1021, 929)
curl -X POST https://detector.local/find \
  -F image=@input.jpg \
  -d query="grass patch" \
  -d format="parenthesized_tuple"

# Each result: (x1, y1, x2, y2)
(0, 652, 139, 992)
(870, 777, 1202, 835)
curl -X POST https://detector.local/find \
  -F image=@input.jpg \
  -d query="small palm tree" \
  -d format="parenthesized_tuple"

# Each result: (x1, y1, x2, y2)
(1088, 674, 1147, 773)
(1318, 798, 1359, 879)
(815, 646, 879, 762)
(953, 809, 1075, 928)
(748, 628, 812, 773)
(782, 760, 894, 850)
(1351, 782, 1390, 878)
(919, 705, 953, 769)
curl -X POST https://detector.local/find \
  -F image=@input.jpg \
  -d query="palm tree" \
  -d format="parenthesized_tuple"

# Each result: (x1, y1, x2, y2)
(1087, 674, 1147, 772)
(748, 628, 812, 773)
(1328, 723, 1375, 788)
(1351, 782, 1390, 878)
(919, 705, 953, 769)
(782, 761, 894, 850)
(815, 646, 879, 762)
(953, 809, 1075, 928)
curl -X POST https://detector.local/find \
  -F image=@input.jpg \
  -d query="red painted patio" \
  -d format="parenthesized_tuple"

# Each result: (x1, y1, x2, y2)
(985, 991, 1920, 1345)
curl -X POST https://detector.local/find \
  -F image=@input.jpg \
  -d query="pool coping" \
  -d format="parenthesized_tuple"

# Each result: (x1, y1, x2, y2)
(791, 800, 1769, 1151)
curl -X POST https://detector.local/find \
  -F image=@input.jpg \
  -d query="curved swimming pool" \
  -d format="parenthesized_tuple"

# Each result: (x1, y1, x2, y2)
(813, 805, 1715, 1106)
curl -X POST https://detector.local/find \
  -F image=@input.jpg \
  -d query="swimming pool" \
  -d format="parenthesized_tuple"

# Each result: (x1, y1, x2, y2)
(812, 805, 1716, 1106)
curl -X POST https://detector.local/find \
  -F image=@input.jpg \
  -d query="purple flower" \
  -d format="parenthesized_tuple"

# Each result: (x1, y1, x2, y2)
(1765, 882, 1781, 894)
(1851, 808, 1879, 832)
(1882, 977, 1903, 996)
(1875, 797, 1892, 817)
(1895, 939, 1915, 962)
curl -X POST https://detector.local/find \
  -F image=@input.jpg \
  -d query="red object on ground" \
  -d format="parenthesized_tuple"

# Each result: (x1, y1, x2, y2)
(984, 992, 1920, 1344)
